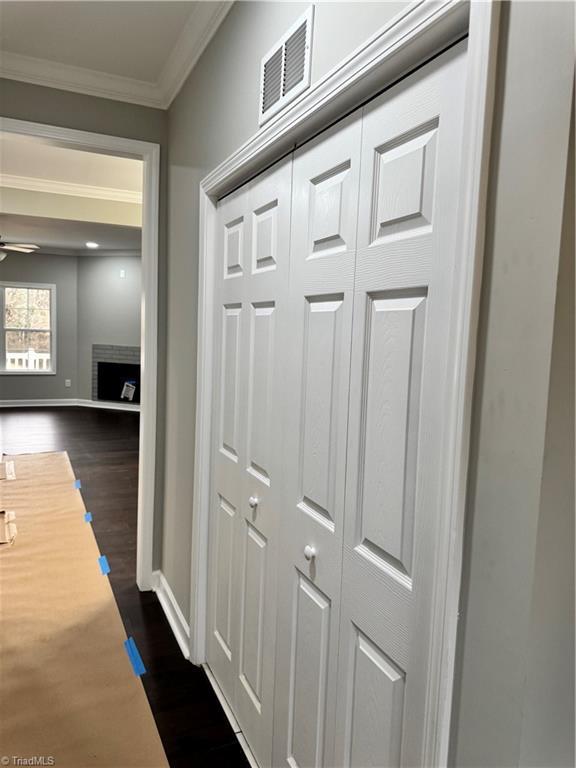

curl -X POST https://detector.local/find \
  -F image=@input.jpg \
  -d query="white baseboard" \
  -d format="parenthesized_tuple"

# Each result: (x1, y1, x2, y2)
(202, 663, 259, 767)
(76, 398, 140, 412)
(202, 663, 241, 733)
(152, 572, 258, 766)
(0, 397, 140, 412)
(152, 570, 191, 660)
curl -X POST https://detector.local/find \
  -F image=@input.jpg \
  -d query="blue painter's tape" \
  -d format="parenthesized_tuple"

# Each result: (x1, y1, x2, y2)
(98, 555, 110, 575)
(84, 512, 93, 523)
(74, 479, 82, 489)
(124, 636, 146, 676)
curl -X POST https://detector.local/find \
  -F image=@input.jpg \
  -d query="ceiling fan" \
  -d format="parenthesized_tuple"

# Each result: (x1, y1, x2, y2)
(0, 238, 39, 261)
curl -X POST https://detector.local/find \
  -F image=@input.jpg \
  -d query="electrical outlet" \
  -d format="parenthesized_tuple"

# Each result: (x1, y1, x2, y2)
(65, 379, 71, 388)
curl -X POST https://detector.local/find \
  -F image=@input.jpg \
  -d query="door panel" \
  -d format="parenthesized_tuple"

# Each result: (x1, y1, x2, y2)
(359, 291, 426, 576)
(335, 44, 467, 768)
(208, 188, 247, 702)
(246, 301, 276, 485)
(207, 158, 292, 768)
(273, 113, 362, 768)
(220, 304, 242, 462)
(299, 294, 345, 528)
(234, 161, 292, 766)
(239, 520, 267, 710)
(287, 574, 332, 768)
(213, 494, 236, 662)
(345, 626, 406, 768)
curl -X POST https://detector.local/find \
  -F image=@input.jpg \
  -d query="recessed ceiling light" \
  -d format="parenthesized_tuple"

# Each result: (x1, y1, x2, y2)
(86, 241, 99, 249)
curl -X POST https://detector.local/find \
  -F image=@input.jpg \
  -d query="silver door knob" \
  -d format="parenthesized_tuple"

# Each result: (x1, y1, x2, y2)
(248, 496, 259, 509)
(303, 545, 316, 561)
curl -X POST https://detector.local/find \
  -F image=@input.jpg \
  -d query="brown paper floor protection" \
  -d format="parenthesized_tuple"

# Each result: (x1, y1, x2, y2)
(0, 451, 168, 768)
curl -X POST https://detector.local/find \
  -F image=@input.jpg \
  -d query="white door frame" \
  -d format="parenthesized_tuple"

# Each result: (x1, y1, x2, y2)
(190, 1, 500, 764)
(0, 115, 160, 592)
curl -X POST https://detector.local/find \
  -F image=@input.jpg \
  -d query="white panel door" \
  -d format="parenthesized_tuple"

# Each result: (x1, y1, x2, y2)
(207, 158, 292, 767)
(272, 114, 362, 768)
(334, 44, 467, 767)
(208, 185, 247, 704)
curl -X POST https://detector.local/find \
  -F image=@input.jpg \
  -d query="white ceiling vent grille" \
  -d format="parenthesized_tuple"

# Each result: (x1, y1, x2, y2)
(259, 7, 314, 125)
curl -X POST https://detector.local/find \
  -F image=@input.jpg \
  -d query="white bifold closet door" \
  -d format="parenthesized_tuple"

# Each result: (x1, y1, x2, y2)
(273, 43, 466, 768)
(208, 40, 467, 768)
(206, 158, 292, 767)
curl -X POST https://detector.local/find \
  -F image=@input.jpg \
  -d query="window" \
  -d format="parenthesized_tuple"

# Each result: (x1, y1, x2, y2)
(0, 283, 56, 374)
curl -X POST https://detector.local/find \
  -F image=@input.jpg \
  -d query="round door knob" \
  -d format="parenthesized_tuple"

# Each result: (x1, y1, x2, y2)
(303, 545, 317, 561)
(248, 496, 259, 509)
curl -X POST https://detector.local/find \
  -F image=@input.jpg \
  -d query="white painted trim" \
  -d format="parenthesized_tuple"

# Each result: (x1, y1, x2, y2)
(236, 732, 260, 768)
(203, 663, 259, 767)
(0, 51, 163, 108)
(0, 398, 76, 408)
(428, 3, 501, 763)
(190, 1, 500, 764)
(201, 0, 469, 198)
(158, 2, 233, 108)
(0, 173, 142, 204)
(0, 117, 160, 594)
(18, 249, 141, 259)
(202, 663, 241, 732)
(189, 191, 215, 666)
(77, 398, 140, 412)
(152, 570, 191, 660)
(0, 398, 140, 412)
(0, 2, 232, 109)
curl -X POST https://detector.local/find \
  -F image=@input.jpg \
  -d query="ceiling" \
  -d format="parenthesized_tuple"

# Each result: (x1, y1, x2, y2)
(0, 213, 141, 256)
(0, 1, 233, 108)
(0, 133, 143, 201)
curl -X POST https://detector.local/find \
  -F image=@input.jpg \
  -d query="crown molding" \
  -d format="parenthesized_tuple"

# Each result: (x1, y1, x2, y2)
(7, 247, 142, 258)
(0, 51, 164, 108)
(158, 2, 233, 109)
(0, 173, 142, 204)
(158, 1, 234, 108)
(0, 2, 233, 109)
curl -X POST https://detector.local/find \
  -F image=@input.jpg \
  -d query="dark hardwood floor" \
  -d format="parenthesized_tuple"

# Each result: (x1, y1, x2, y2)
(0, 406, 249, 768)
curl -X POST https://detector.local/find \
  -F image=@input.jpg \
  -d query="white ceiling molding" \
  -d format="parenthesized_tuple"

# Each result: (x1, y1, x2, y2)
(0, 174, 142, 204)
(33, 248, 142, 258)
(158, 2, 234, 108)
(0, 51, 163, 108)
(0, 2, 233, 110)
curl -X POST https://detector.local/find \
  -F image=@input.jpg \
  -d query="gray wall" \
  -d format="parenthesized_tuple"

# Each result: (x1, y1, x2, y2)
(518, 111, 574, 768)
(0, 251, 78, 398)
(164, 0, 404, 639)
(0, 251, 141, 402)
(77, 253, 141, 399)
(450, 2, 574, 766)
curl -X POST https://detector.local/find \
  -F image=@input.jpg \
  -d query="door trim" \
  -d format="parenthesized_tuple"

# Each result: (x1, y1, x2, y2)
(191, 2, 500, 765)
(0, 116, 160, 592)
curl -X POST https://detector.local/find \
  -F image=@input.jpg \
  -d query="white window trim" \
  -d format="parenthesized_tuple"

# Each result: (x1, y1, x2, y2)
(0, 281, 57, 376)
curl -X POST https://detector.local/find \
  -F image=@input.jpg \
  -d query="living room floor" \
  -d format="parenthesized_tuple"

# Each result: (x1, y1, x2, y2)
(0, 406, 249, 768)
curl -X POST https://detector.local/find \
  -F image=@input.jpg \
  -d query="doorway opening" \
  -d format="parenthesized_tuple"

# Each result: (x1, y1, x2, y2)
(0, 117, 160, 589)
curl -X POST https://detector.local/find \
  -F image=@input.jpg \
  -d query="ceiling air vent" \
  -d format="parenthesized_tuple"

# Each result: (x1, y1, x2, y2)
(259, 7, 314, 125)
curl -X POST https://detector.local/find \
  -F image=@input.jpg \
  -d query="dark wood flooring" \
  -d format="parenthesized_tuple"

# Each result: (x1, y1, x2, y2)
(0, 406, 249, 768)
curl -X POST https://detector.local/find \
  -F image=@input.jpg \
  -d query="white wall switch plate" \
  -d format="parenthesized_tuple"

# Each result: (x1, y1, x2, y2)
(65, 379, 72, 387)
